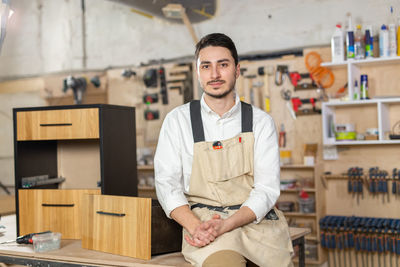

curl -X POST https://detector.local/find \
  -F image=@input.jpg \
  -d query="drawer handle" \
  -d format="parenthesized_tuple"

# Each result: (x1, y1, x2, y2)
(96, 211, 126, 217)
(40, 123, 73, 127)
(42, 203, 75, 207)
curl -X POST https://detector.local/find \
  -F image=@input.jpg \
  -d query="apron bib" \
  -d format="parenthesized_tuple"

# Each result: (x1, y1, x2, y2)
(182, 100, 293, 267)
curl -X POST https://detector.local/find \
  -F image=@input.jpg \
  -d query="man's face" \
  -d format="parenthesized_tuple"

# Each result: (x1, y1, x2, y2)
(197, 46, 240, 99)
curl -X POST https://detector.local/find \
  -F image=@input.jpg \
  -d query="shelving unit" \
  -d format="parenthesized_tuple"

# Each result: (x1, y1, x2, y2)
(322, 98, 400, 145)
(321, 56, 400, 146)
(279, 164, 326, 265)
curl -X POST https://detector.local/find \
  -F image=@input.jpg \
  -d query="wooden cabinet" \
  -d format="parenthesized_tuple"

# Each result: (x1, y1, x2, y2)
(18, 189, 99, 238)
(13, 104, 137, 237)
(278, 164, 326, 265)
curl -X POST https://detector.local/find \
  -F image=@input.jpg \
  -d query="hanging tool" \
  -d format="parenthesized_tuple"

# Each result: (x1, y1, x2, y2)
(291, 97, 321, 116)
(258, 66, 274, 112)
(142, 93, 159, 104)
(279, 123, 286, 148)
(280, 89, 296, 120)
(63, 76, 87, 104)
(275, 65, 288, 86)
(0, 231, 51, 245)
(392, 168, 397, 195)
(159, 67, 168, 105)
(289, 71, 318, 90)
(143, 68, 158, 88)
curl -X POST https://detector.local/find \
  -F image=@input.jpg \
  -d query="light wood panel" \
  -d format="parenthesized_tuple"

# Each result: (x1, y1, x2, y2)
(18, 189, 100, 239)
(57, 140, 101, 189)
(82, 194, 152, 260)
(16, 108, 99, 141)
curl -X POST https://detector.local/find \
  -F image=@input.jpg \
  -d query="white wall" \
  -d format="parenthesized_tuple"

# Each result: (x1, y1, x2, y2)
(0, 0, 400, 79)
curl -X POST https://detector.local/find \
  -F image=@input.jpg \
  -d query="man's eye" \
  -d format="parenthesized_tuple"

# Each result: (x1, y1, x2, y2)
(201, 65, 209, 69)
(220, 63, 228, 67)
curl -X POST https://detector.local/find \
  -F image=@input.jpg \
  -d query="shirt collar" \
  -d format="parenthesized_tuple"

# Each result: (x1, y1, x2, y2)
(200, 93, 241, 118)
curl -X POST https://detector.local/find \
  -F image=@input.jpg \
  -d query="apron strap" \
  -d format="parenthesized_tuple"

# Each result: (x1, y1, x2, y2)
(190, 100, 205, 143)
(190, 100, 253, 143)
(241, 101, 253, 133)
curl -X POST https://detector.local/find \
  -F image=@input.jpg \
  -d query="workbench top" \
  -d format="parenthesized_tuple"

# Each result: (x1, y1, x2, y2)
(0, 214, 310, 267)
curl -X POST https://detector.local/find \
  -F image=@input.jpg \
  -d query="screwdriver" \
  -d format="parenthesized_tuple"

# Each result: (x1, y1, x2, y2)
(0, 231, 51, 244)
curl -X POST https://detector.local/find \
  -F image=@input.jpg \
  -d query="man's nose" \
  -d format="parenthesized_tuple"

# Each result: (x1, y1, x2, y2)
(210, 65, 221, 79)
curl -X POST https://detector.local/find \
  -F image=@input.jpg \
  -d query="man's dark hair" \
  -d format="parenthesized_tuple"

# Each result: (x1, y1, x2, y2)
(195, 33, 238, 66)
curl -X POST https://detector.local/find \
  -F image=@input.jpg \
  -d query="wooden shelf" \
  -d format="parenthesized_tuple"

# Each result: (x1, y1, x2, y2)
(283, 212, 316, 217)
(292, 257, 323, 265)
(138, 185, 155, 191)
(306, 235, 318, 241)
(321, 56, 400, 68)
(322, 174, 348, 180)
(137, 165, 154, 171)
(281, 188, 316, 193)
(280, 165, 315, 169)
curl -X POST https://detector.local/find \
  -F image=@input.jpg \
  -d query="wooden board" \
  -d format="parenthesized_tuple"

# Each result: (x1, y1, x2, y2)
(57, 140, 101, 190)
(18, 189, 99, 239)
(82, 194, 152, 260)
(0, 195, 15, 215)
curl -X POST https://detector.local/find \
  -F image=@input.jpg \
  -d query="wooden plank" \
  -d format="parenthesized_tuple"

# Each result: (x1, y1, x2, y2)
(0, 77, 44, 94)
(82, 195, 152, 260)
(0, 195, 15, 215)
(18, 189, 99, 239)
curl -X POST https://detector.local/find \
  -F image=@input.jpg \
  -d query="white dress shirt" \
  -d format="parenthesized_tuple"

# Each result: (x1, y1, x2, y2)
(154, 94, 281, 223)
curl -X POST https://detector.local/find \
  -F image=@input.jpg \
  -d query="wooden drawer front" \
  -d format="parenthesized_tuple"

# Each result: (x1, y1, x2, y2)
(19, 189, 99, 239)
(82, 194, 151, 260)
(16, 108, 99, 141)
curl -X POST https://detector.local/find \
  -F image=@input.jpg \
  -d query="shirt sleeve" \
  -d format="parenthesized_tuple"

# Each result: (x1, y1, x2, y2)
(154, 111, 189, 218)
(241, 110, 281, 223)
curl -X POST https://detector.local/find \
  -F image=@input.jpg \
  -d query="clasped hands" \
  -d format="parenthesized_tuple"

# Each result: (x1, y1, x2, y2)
(185, 214, 229, 247)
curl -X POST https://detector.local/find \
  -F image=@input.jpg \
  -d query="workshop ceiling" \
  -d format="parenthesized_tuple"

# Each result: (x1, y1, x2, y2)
(107, 0, 217, 23)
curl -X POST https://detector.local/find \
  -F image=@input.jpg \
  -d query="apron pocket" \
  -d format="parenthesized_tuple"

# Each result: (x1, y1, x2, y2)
(204, 139, 251, 182)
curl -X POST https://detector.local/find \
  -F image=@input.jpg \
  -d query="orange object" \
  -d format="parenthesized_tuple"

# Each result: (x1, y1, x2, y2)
(304, 52, 335, 88)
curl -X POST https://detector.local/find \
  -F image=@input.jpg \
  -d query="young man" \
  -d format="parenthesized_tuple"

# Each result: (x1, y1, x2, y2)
(154, 33, 293, 267)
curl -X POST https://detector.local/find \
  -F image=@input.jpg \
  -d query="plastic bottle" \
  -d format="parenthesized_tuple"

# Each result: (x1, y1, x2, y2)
(360, 75, 369, 100)
(365, 29, 373, 58)
(346, 14, 355, 60)
(389, 24, 397, 56)
(354, 25, 365, 60)
(353, 80, 360, 100)
(397, 18, 400, 56)
(379, 25, 389, 57)
(389, 7, 397, 57)
(331, 24, 345, 62)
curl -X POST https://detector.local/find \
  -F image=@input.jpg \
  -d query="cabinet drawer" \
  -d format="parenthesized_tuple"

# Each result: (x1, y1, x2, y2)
(16, 108, 99, 141)
(18, 189, 99, 239)
(82, 194, 151, 260)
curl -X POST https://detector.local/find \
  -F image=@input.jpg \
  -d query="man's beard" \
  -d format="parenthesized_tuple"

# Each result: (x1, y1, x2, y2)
(204, 80, 235, 99)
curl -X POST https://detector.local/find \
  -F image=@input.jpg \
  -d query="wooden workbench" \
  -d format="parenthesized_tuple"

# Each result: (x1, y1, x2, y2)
(0, 215, 310, 267)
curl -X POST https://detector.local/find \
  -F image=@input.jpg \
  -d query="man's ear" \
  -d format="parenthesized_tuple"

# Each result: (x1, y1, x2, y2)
(235, 63, 241, 79)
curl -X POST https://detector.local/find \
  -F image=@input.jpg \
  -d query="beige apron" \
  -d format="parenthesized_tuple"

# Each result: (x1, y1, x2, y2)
(182, 101, 293, 267)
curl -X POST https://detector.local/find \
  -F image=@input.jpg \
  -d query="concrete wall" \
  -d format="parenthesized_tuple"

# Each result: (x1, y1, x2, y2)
(1, 0, 399, 79)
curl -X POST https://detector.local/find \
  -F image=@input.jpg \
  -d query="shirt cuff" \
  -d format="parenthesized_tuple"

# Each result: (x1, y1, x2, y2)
(159, 194, 189, 219)
(242, 196, 272, 224)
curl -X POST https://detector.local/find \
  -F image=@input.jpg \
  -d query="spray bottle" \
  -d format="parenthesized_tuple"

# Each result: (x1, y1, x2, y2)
(354, 25, 365, 59)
